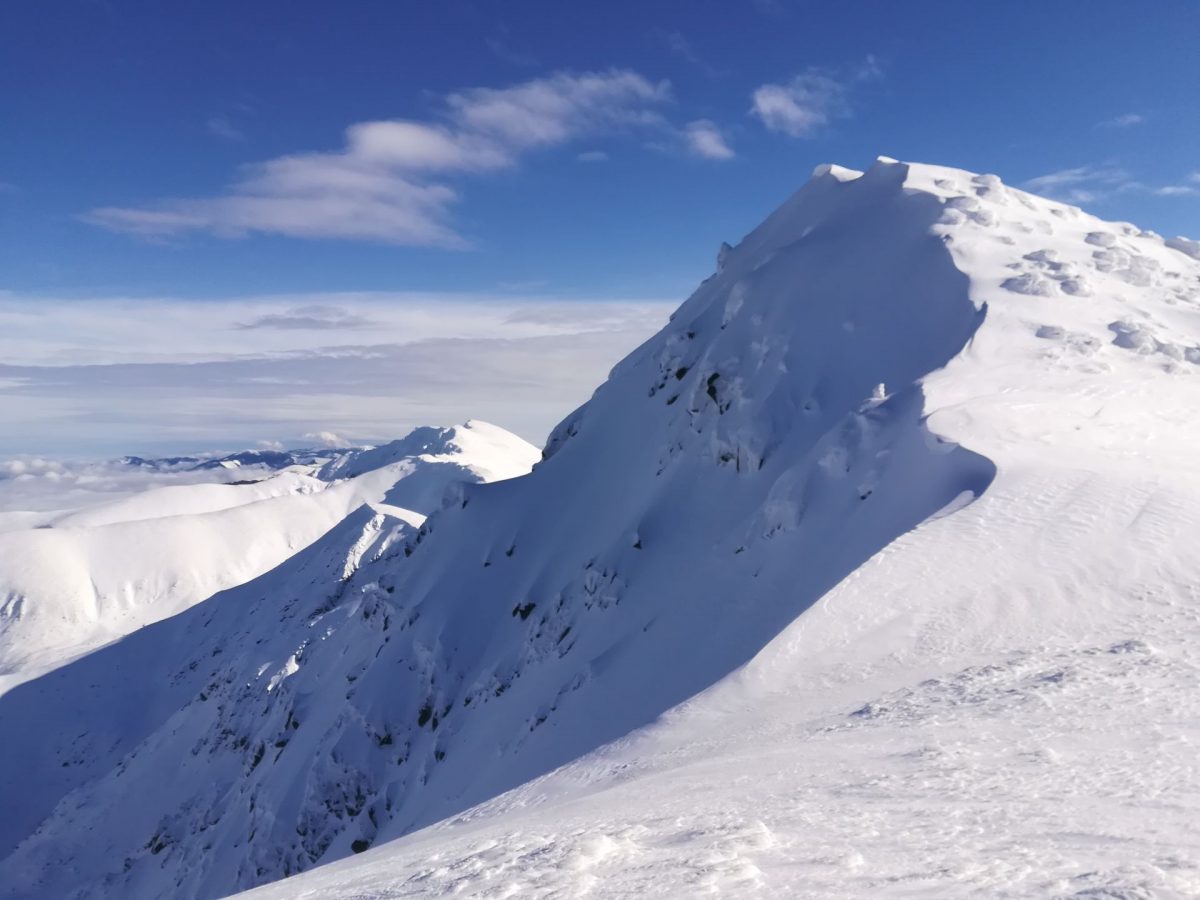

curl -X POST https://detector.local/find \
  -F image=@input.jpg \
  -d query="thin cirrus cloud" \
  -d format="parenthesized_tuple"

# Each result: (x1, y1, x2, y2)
(1097, 113, 1145, 129)
(1022, 165, 1140, 204)
(1024, 165, 1200, 204)
(206, 115, 244, 142)
(84, 70, 675, 247)
(750, 57, 881, 138)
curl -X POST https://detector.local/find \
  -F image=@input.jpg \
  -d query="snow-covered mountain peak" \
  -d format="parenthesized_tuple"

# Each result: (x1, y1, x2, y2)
(319, 419, 537, 484)
(3, 160, 1198, 900)
(546, 157, 1198, 474)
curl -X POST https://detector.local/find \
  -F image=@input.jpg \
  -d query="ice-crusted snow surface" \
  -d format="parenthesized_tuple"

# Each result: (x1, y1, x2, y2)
(0, 420, 538, 686)
(5, 159, 1200, 899)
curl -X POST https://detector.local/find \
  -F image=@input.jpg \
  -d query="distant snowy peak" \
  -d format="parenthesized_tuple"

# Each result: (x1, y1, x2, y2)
(318, 420, 538, 484)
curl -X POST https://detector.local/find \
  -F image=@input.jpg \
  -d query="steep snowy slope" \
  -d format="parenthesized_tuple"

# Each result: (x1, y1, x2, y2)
(5, 159, 1200, 899)
(0, 421, 537, 685)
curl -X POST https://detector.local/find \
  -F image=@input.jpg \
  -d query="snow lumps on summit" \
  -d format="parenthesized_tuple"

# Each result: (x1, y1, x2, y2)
(4, 160, 1200, 900)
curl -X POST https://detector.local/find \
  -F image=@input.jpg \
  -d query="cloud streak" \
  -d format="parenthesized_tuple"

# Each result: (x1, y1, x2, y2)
(85, 70, 673, 247)
(1025, 165, 1200, 205)
(1097, 113, 1144, 129)
(1023, 165, 1141, 204)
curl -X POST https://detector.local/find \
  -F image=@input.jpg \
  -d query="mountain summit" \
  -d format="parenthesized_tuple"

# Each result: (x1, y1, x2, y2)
(4, 159, 1200, 899)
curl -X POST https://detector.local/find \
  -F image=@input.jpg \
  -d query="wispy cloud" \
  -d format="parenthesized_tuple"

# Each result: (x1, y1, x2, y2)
(206, 115, 244, 141)
(1025, 164, 1200, 204)
(1153, 172, 1200, 197)
(750, 57, 881, 138)
(1023, 165, 1141, 204)
(1154, 184, 1198, 197)
(85, 70, 673, 247)
(576, 150, 608, 163)
(1097, 112, 1145, 129)
(658, 30, 721, 77)
(0, 292, 674, 455)
(663, 30, 702, 66)
(683, 119, 735, 160)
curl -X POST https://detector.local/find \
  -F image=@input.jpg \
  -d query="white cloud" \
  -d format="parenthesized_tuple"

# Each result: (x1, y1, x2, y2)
(0, 292, 674, 455)
(85, 70, 673, 247)
(751, 75, 843, 137)
(684, 120, 735, 160)
(303, 431, 350, 449)
(1098, 113, 1145, 129)
(1154, 185, 1198, 197)
(1152, 172, 1200, 197)
(576, 150, 608, 163)
(750, 59, 880, 138)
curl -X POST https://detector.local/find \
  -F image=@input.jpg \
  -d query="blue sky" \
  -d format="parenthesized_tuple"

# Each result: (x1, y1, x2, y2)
(2, 0, 1197, 300)
(0, 1, 1197, 458)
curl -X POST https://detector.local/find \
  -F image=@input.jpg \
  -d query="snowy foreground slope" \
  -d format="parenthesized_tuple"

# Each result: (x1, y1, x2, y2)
(6, 159, 1200, 899)
(0, 421, 538, 686)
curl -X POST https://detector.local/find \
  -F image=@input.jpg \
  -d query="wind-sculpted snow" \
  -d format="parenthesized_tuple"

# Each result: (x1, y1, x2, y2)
(7, 158, 1200, 899)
